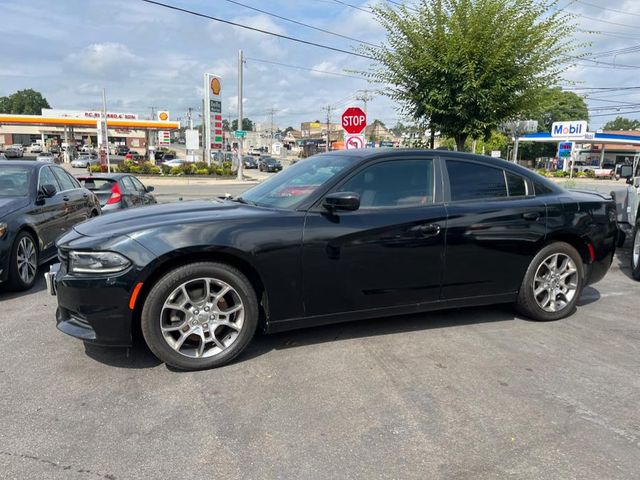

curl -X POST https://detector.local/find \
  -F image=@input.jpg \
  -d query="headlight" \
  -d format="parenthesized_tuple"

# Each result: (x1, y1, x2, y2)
(0, 223, 6, 238)
(69, 251, 131, 274)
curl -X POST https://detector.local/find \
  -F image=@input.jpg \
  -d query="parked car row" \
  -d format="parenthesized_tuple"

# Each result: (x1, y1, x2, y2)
(0, 161, 156, 291)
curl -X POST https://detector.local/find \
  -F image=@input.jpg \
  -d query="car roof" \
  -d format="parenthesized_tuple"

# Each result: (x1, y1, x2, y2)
(0, 160, 43, 169)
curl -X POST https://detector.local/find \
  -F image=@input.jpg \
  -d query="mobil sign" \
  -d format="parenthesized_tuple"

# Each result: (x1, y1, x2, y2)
(551, 120, 588, 138)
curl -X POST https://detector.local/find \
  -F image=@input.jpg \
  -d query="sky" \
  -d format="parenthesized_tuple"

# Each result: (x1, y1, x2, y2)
(1, 0, 640, 131)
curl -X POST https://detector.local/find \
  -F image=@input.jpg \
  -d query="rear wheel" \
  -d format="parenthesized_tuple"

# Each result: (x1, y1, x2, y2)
(8, 231, 39, 291)
(515, 242, 584, 321)
(141, 262, 258, 370)
(631, 219, 640, 280)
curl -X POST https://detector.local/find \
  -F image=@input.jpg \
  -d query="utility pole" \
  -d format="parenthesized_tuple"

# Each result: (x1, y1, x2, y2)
(356, 89, 374, 116)
(148, 106, 156, 163)
(322, 105, 333, 152)
(187, 107, 193, 129)
(102, 88, 111, 173)
(267, 107, 277, 153)
(237, 49, 244, 181)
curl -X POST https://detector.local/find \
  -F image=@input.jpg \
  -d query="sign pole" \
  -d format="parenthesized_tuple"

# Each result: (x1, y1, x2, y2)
(102, 88, 111, 173)
(204, 75, 211, 166)
(237, 49, 244, 181)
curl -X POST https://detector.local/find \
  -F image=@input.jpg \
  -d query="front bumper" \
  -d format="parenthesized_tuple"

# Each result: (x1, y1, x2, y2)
(47, 261, 137, 347)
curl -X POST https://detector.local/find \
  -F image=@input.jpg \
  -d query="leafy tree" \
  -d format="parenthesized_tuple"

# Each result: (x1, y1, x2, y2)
(231, 118, 254, 131)
(222, 119, 231, 131)
(0, 89, 50, 115)
(603, 116, 640, 131)
(362, 0, 579, 151)
(284, 126, 295, 134)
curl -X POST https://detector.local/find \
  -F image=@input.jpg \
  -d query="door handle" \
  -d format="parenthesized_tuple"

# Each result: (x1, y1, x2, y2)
(416, 224, 441, 237)
(522, 212, 541, 221)
(83, 193, 88, 198)
(63, 196, 70, 202)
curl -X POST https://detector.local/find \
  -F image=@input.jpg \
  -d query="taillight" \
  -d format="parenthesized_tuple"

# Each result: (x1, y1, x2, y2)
(106, 183, 122, 205)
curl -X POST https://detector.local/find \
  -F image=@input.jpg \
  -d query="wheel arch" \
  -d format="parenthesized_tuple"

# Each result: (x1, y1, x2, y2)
(541, 232, 591, 265)
(132, 249, 268, 335)
(16, 224, 41, 255)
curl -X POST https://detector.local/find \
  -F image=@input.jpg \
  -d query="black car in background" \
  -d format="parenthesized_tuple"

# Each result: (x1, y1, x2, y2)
(0, 161, 100, 290)
(48, 150, 617, 370)
(242, 156, 258, 169)
(76, 174, 156, 212)
(258, 156, 282, 172)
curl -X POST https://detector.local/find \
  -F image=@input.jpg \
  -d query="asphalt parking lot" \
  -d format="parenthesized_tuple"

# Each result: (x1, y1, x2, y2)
(1, 242, 639, 479)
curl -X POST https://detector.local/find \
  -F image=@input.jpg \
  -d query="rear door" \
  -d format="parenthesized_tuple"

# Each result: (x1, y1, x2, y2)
(441, 158, 547, 299)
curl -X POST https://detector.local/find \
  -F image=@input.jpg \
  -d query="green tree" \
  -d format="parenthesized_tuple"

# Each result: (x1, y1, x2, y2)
(231, 118, 254, 131)
(362, 0, 579, 151)
(603, 116, 640, 131)
(222, 119, 231, 131)
(284, 126, 295, 134)
(0, 89, 50, 115)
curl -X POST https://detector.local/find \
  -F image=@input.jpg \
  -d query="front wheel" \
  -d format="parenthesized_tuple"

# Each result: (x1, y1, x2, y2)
(515, 242, 584, 321)
(141, 262, 258, 370)
(631, 219, 640, 280)
(8, 231, 39, 291)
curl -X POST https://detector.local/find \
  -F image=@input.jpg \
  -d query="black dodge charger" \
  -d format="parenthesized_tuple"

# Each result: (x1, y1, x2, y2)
(47, 150, 617, 370)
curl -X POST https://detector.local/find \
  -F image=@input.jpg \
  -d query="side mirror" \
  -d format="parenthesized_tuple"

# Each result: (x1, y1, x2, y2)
(620, 165, 633, 180)
(323, 191, 360, 212)
(40, 184, 57, 198)
(146, 186, 155, 193)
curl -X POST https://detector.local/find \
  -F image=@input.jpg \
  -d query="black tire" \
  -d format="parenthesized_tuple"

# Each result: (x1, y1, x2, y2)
(7, 230, 39, 291)
(515, 242, 585, 321)
(141, 262, 258, 370)
(631, 219, 640, 281)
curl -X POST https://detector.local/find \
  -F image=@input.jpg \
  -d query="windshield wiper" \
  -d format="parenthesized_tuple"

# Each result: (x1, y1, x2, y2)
(231, 196, 258, 206)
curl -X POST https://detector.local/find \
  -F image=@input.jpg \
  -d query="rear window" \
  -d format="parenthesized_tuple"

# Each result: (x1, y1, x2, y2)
(78, 178, 116, 191)
(0, 166, 32, 196)
(447, 160, 507, 201)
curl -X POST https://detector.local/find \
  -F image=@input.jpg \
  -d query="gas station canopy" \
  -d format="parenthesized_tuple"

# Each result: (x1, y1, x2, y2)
(0, 113, 180, 130)
(517, 132, 640, 146)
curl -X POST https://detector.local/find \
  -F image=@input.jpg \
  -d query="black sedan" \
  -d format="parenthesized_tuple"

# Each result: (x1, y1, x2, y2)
(242, 156, 258, 169)
(258, 156, 282, 172)
(76, 174, 156, 212)
(0, 161, 101, 291)
(48, 150, 617, 370)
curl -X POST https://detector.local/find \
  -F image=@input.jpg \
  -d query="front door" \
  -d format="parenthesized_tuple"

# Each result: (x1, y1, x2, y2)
(302, 157, 446, 317)
(441, 158, 547, 299)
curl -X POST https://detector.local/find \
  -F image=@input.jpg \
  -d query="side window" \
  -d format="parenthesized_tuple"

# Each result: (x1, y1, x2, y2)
(38, 167, 59, 191)
(64, 171, 81, 189)
(533, 180, 553, 196)
(121, 176, 137, 192)
(506, 172, 527, 197)
(337, 159, 434, 209)
(51, 167, 75, 191)
(446, 160, 507, 201)
(130, 176, 146, 192)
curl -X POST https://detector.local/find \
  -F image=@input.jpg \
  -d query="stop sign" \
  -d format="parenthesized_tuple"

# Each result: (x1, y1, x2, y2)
(341, 107, 367, 134)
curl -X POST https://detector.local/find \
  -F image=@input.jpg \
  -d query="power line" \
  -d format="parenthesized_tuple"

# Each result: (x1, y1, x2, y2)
(138, 0, 374, 59)
(577, 13, 640, 30)
(331, 0, 373, 13)
(575, 0, 640, 18)
(245, 57, 368, 80)
(221, 0, 380, 48)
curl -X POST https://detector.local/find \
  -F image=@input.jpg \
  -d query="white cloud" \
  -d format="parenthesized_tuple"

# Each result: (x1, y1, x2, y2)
(65, 43, 142, 76)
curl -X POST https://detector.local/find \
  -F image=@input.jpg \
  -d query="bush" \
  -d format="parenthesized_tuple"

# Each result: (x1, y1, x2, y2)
(553, 170, 568, 178)
(118, 160, 135, 173)
(195, 168, 209, 175)
(584, 169, 596, 178)
(89, 165, 102, 173)
(576, 171, 587, 178)
(208, 165, 218, 175)
(161, 164, 172, 175)
(129, 165, 141, 174)
(180, 163, 196, 175)
(195, 161, 208, 170)
(170, 166, 182, 175)
(150, 166, 161, 175)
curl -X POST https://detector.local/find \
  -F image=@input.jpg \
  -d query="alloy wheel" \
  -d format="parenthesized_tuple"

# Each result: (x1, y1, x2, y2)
(533, 253, 578, 313)
(160, 278, 245, 359)
(16, 236, 37, 285)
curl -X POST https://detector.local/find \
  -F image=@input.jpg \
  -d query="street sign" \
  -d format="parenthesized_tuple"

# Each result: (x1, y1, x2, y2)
(157, 111, 170, 121)
(342, 107, 367, 134)
(234, 130, 246, 139)
(490, 150, 501, 158)
(345, 134, 365, 149)
(185, 129, 199, 150)
(204, 73, 223, 159)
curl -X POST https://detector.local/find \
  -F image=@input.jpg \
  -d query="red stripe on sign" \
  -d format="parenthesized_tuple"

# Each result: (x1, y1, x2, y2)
(215, 130, 222, 135)
(215, 122, 222, 128)
(214, 115, 222, 121)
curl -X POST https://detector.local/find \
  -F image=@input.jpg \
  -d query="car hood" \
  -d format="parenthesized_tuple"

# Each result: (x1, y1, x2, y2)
(0, 197, 30, 219)
(73, 199, 275, 238)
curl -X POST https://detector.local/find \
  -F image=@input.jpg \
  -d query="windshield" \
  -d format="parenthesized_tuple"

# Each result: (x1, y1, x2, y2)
(0, 166, 32, 196)
(240, 154, 355, 209)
